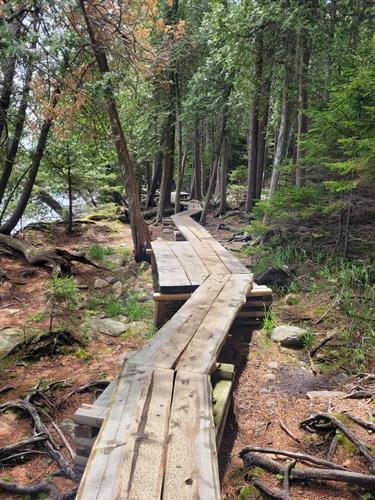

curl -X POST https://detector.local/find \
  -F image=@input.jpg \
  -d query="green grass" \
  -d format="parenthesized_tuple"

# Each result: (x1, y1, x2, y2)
(87, 244, 115, 261)
(262, 310, 276, 336)
(302, 328, 316, 350)
(26, 311, 46, 322)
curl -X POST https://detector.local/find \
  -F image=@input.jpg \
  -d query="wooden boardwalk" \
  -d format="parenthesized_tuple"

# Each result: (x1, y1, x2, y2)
(73, 205, 272, 499)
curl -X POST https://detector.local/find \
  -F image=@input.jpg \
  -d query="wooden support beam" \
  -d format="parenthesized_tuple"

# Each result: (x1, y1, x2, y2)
(213, 378, 233, 447)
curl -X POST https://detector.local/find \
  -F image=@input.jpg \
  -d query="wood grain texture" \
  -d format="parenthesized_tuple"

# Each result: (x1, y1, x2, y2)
(163, 371, 220, 500)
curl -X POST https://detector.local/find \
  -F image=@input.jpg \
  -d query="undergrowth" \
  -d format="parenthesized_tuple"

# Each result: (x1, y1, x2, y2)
(249, 236, 375, 373)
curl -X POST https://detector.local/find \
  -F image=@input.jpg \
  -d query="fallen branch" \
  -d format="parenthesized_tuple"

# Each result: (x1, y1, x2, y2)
(342, 412, 375, 433)
(240, 450, 375, 490)
(244, 447, 348, 471)
(58, 379, 109, 408)
(278, 418, 301, 444)
(0, 400, 77, 481)
(310, 331, 336, 357)
(0, 385, 14, 395)
(327, 435, 338, 461)
(0, 434, 47, 460)
(301, 412, 375, 470)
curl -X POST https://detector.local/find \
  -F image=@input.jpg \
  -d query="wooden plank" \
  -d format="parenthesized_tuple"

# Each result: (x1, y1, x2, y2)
(213, 378, 233, 447)
(163, 371, 220, 500)
(176, 273, 252, 374)
(131, 275, 230, 370)
(73, 404, 106, 428)
(167, 241, 209, 287)
(151, 241, 192, 292)
(237, 310, 266, 317)
(76, 364, 174, 500)
(153, 292, 192, 302)
(207, 238, 250, 274)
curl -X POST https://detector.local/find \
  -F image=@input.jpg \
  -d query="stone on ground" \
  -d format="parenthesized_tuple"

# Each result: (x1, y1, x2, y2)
(306, 390, 346, 400)
(87, 317, 127, 337)
(271, 324, 311, 349)
(112, 281, 123, 297)
(94, 277, 110, 289)
(0, 328, 23, 355)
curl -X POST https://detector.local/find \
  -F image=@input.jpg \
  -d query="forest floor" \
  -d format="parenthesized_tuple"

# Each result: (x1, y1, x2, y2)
(0, 209, 374, 499)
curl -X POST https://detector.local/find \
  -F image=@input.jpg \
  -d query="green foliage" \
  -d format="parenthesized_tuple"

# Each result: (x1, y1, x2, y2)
(26, 311, 46, 322)
(262, 310, 275, 336)
(302, 329, 315, 350)
(74, 348, 93, 362)
(87, 244, 115, 261)
(123, 292, 153, 322)
(46, 277, 79, 310)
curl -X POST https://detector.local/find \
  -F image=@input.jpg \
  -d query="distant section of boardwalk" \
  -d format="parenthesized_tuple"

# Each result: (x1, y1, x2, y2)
(73, 204, 272, 499)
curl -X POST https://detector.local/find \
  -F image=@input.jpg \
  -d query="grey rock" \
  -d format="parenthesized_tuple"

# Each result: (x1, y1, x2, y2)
(306, 390, 346, 400)
(106, 255, 125, 268)
(271, 325, 310, 349)
(2, 308, 21, 316)
(112, 281, 123, 297)
(94, 278, 110, 289)
(0, 328, 23, 355)
(267, 361, 279, 370)
(264, 373, 276, 382)
(87, 317, 127, 337)
(126, 321, 147, 332)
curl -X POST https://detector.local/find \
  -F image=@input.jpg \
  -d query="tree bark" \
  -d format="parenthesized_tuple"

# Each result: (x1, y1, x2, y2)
(295, 26, 310, 187)
(218, 136, 228, 216)
(0, 59, 34, 203)
(246, 30, 263, 213)
(0, 89, 60, 235)
(78, 0, 150, 261)
(146, 149, 163, 208)
(200, 113, 227, 225)
(191, 117, 202, 199)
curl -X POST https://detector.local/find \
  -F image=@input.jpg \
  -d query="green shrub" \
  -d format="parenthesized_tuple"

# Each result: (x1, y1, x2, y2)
(87, 244, 115, 261)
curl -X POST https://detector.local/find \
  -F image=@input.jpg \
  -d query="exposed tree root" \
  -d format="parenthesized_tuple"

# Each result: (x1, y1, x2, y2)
(0, 433, 47, 462)
(0, 399, 77, 481)
(240, 450, 375, 491)
(301, 412, 375, 470)
(0, 233, 102, 275)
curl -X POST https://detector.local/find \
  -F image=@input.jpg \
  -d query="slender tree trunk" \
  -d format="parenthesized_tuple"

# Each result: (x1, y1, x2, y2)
(79, 0, 150, 261)
(255, 61, 272, 201)
(174, 82, 185, 214)
(146, 149, 162, 208)
(157, 103, 176, 221)
(295, 27, 310, 187)
(267, 34, 294, 201)
(0, 59, 34, 203)
(192, 117, 202, 199)
(200, 114, 227, 225)
(0, 90, 60, 234)
(67, 156, 73, 233)
(218, 136, 228, 216)
(246, 30, 263, 213)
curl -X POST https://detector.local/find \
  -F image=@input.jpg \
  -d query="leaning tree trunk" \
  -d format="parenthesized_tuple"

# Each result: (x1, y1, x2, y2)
(0, 58, 34, 203)
(79, 0, 150, 262)
(0, 89, 60, 235)
(295, 26, 310, 188)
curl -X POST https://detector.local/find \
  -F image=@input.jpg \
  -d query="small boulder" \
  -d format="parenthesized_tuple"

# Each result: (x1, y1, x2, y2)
(306, 391, 346, 400)
(256, 266, 292, 289)
(0, 328, 23, 355)
(112, 281, 123, 298)
(106, 255, 125, 268)
(2, 308, 21, 316)
(271, 325, 309, 349)
(267, 361, 279, 370)
(87, 317, 127, 337)
(264, 373, 276, 382)
(94, 277, 110, 289)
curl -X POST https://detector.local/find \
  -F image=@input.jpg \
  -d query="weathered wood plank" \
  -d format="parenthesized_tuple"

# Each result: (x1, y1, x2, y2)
(167, 241, 209, 287)
(151, 241, 192, 292)
(76, 364, 174, 500)
(131, 275, 230, 370)
(163, 371, 220, 500)
(176, 273, 252, 374)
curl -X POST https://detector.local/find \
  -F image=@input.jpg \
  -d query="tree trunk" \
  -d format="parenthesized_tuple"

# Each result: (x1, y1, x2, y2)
(78, 0, 150, 262)
(267, 33, 294, 202)
(295, 26, 310, 188)
(200, 114, 227, 225)
(37, 191, 67, 220)
(157, 103, 176, 222)
(191, 117, 202, 199)
(246, 30, 263, 213)
(67, 160, 73, 233)
(0, 89, 60, 235)
(0, 59, 34, 203)
(145, 149, 162, 208)
(255, 59, 272, 201)
(218, 136, 228, 216)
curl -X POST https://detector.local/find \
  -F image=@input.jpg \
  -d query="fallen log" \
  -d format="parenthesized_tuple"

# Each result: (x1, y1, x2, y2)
(240, 450, 375, 491)
(341, 412, 375, 433)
